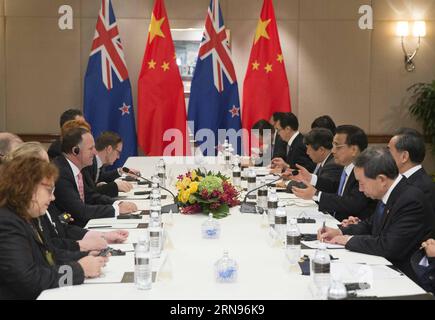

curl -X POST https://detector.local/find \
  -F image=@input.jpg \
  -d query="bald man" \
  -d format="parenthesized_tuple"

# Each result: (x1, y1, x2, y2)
(0, 132, 23, 162)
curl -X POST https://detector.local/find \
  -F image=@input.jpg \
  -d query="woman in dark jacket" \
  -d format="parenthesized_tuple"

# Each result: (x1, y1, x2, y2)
(0, 156, 106, 299)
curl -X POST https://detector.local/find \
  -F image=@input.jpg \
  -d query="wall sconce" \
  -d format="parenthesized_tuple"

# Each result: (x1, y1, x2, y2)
(396, 21, 426, 72)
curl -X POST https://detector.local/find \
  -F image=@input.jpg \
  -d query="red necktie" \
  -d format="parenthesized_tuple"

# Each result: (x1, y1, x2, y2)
(77, 172, 85, 202)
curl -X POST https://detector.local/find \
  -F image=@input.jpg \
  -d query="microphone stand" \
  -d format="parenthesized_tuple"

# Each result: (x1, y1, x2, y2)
(122, 168, 179, 213)
(240, 176, 282, 214)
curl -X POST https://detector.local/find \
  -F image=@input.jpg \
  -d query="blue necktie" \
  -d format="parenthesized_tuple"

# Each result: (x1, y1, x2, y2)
(375, 201, 386, 225)
(337, 170, 347, 196)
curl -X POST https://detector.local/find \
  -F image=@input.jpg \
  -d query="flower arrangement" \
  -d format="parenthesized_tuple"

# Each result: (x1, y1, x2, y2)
(176, 169, 240, 219)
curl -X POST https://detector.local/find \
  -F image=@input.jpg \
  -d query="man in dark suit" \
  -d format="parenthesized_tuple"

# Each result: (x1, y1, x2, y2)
(270, 112, 316, 172)
(53, 127, 137, 227)
(292, 125, 376, 221)
(48, 108, 85, 159)
(283, 128, 343, 193)
(411, 238, 435, 293)
(319, 147, 435, 280)
(269, 112, 288, 160)
(389, 128, 435, 212)
(83, 131, 135, 197)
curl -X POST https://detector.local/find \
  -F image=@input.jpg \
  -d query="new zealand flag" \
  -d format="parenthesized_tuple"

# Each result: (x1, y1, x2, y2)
(188, 0, 242, 155)
(84, 0, 137, 167)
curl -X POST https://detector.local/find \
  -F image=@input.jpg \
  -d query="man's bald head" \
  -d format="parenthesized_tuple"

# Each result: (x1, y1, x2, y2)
(0, 132, 23, 158)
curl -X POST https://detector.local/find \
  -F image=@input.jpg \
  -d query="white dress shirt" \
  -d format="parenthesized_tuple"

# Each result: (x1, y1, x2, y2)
(402, 164, 422, 179)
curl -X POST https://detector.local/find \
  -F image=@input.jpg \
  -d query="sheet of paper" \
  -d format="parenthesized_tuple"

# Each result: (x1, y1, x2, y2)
(301, 240, 345, 249)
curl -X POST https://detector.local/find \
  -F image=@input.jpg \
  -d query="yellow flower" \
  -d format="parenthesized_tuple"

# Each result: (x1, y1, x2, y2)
(191, 170, 198, 181)
(176, 181, 184, 191)
(179, 189, 191, 204)
(181, 177, 191, 189)
(189, 182, 199, 194)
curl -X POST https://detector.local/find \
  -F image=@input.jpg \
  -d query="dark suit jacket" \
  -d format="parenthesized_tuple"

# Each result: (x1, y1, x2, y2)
(0, 207, 84, 300)
(318, 168, 376, 221)
(272, 133, 287, 160)
(46, 203, 88, 241)
(406, 167, 435, 213)
(82, 157, 119, 198)
(39, 215, 88, 264)
(53, 155, 115, 227)
(313, 153, 344, 193)
(47, 138, 62, 160)
(342, 179, 435, 280)
(286, 153, 342, 193)
(411, 249, 435, 294)
(284, 133, 316, 173)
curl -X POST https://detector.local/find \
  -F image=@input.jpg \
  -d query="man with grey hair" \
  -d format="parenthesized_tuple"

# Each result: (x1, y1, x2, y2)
(0, 132, 23, 162)
(318, 147, 434, 279)
(388, 128, 435, 211)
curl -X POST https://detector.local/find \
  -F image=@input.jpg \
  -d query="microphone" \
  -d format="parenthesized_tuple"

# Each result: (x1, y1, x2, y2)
(121, 167, 179, 213)
(240, 175, 283, 214)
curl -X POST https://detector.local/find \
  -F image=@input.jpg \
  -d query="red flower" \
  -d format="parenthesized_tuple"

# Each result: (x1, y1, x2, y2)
(181, 204, 201, 214)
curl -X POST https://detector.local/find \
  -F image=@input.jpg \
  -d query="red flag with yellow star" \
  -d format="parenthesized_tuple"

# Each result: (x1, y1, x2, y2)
(242, 0, 291, 148)
(137, 0, 189, 156)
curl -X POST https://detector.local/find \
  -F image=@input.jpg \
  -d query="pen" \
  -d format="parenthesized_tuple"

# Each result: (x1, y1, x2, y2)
(88, 225, 112, 229)
(321, 221, 326, 233)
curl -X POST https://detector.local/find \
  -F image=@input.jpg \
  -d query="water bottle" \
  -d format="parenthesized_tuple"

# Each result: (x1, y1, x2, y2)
(286, 218, 301, 265)
(151, 175, 160, 189)
(135, 234, 152, 290)
(267, 187, 278, 227)
(312, 242, 331, 299)
(157, 160, 166, 188)
(257, 177, 268, 210)
(232, 163, 241, 190)
(224, 144, 232, 166)
(149, 199, 161, 226)
(150, 194, 162, 223)
(247, 168, 257, 200)
(149, 211, 162, 258)
(274, 207, 287, 244)
(201, 213, 220, 239)
(215, 250, 238, 283)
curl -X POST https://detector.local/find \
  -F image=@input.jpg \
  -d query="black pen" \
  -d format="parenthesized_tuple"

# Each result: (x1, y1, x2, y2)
(88, 225, 112, 229)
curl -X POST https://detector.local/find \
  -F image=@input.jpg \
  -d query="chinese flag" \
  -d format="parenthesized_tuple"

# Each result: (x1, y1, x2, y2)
(242, 0, 291, 151)
(137, 0, 189, 156)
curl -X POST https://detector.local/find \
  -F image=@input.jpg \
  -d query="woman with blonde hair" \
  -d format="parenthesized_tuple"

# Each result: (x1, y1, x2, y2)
(0, 156, 107, 299)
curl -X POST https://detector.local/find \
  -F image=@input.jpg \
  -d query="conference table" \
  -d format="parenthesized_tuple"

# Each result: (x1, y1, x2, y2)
(37, 157, 431, 300)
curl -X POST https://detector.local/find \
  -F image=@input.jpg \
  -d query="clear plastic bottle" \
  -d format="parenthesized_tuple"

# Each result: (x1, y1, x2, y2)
(157, 160, 166, 188)
(257, 177, 268, 210)
(150, 194, 161, 226)
(232, 162, 241, 190)
(267, 187, 278, 227)
(135, 234, 152, 290)
(215, 250, 238, 283)
(149, 211, 162, 258)
(246, 168, 257, 200)
(286, 218, 301, 265)
(274, 207, 287, 243)
(312, 242, 331, 299)
(201, 213, 220, 239)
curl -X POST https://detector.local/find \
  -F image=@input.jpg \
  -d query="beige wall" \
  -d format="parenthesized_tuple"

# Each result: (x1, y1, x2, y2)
(0, 0, 5, 130)
(1, 0, 434, 171)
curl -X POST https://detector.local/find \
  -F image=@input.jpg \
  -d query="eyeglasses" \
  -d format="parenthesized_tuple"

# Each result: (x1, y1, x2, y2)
(115, 149, 122, 156)
(40, 182, 55, 195)
(332, 143, 347, 149)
